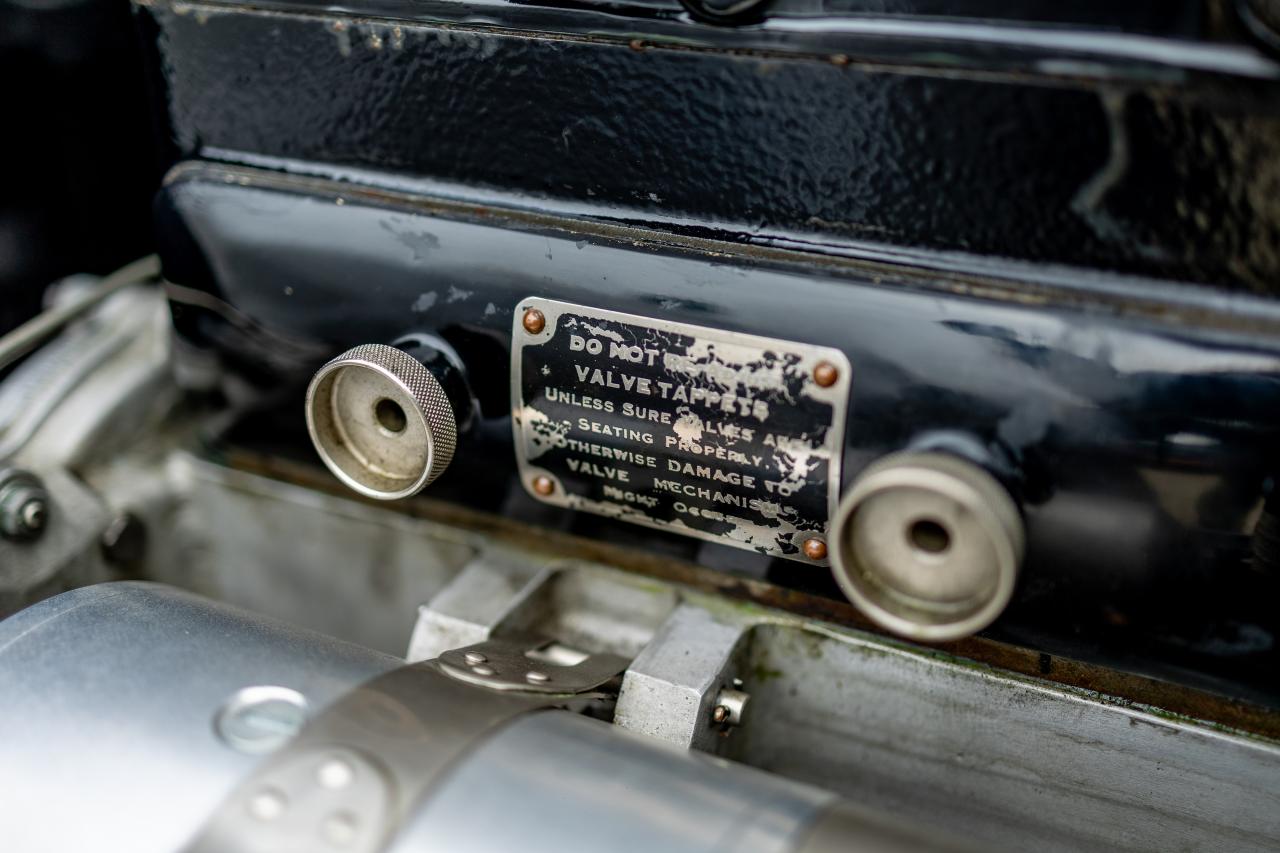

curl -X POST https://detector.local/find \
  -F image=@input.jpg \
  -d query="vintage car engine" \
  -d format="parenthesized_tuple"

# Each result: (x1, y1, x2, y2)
(1, 0, 1279, 850)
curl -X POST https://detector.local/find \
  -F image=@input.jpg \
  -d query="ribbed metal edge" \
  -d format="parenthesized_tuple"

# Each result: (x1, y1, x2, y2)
(306, 343, 457, 498)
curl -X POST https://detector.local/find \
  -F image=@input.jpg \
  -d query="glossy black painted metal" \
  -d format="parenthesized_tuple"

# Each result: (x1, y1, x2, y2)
(156, 164, 1280, 704)
(143, 0, 1280, 293)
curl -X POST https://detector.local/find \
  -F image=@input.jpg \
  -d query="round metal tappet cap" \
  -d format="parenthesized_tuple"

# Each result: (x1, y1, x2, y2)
(305, 344, 458, 500)
(830, 452, 1024, 642)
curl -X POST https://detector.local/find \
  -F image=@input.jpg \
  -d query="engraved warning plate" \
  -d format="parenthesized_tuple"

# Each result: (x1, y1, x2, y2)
(512, 298, 850, 564)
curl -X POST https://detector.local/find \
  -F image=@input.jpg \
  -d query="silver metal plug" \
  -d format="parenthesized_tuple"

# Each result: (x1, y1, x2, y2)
(305, 343, 458, 500)
(829, 451, 1024, 641)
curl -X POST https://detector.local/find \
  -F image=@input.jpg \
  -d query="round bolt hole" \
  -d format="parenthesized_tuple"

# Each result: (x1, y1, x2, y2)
(908, 519, 951, 555)
(373, 398, 407, 434)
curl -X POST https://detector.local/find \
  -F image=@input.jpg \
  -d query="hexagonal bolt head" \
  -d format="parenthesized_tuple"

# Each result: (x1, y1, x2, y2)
(0, 470, 50, 542)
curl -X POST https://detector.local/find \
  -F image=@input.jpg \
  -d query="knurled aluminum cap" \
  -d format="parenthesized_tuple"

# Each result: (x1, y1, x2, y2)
(305, 344, 458, 500)
(829, 452, 1024, 641)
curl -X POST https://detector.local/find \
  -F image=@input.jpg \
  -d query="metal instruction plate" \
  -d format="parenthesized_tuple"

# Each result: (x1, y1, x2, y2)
(512, 298, 850, 564)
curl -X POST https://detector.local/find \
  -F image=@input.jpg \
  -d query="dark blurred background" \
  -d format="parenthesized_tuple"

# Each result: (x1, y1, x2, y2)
(0, 0, 157, 335)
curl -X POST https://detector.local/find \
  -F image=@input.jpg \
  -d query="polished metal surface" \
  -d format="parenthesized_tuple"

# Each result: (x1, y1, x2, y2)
(395, 710, 837, 853)
(793, 800, 974, 853)
(0, 581, 884, 853)
(829, 452, 1024, 641)
(185, 661, 555, 853)
(305, 343, 458, 500)
(0, 582, 398, 853)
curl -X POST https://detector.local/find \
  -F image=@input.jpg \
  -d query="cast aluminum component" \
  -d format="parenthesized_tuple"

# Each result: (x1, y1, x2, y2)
(0, 275, 173, 466)
(0, 582, 961, 853)
(408, 555, 1280, 852)
(305, 343, 458, 500)
(0, 582, 399, 853)
(829, 452, 1024, 641)
(0, 255, 159, 374)
(0, 466, 112, 617)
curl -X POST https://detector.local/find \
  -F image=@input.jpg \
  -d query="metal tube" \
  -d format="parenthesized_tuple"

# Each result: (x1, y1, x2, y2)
(0, 255, 160, 373)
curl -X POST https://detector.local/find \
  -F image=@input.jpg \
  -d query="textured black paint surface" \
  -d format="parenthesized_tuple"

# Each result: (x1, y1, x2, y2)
(140, 0, 1280, 702)
(148, 4, 1280, 293)
(156, 166, 1280, 703)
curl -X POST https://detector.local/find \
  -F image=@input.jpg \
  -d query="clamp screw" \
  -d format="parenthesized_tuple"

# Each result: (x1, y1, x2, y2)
(710, 688, 749, 728)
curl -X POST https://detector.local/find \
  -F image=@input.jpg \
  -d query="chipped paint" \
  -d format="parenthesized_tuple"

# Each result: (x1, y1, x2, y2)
(512, 298, 850, 563)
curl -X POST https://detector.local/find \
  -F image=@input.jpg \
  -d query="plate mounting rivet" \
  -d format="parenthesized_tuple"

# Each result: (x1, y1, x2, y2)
(522, 308, 546, 335)
(803, 537, 827, 561)
(532, 475, 555, 496)
(812, 361, 838, 387)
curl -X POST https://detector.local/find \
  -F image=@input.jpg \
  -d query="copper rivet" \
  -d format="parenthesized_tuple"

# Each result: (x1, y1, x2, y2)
(803, 538, 828, 561)
(813, 361, 838, 387)
(711, 705, 730, 724)
(522, 308, 546, 335)
(532, 475, 555, 496)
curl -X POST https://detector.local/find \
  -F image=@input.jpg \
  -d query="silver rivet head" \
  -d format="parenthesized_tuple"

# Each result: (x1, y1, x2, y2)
(470, 664, 495, 677)
(463, 651, 487, 665)
(316, 758, 355, 790)
(247, 788, 288, 821)
(525, 670, 550, 684)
